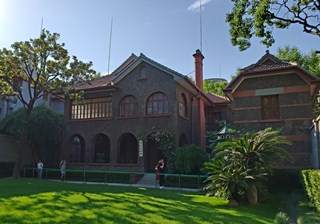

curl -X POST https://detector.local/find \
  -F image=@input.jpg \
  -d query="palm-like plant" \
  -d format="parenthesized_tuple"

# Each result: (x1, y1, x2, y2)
(204, 127, 291, 205)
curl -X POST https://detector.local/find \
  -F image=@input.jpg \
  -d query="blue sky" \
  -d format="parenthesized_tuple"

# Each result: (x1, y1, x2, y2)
(0, 0, 319, 81)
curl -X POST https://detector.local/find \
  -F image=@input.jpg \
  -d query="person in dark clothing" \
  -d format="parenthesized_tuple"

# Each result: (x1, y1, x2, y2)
(155, 159, 165, 188)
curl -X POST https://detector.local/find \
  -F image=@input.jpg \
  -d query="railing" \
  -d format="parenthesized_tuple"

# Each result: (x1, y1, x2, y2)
(24, 167, 207, 190)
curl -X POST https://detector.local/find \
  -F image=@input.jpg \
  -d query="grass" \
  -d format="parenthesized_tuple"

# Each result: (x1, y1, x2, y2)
(0, 178, 282, 224)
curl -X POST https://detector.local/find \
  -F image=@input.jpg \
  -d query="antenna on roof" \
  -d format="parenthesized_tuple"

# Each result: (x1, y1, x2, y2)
(40, 16, 43, 36)
(107, 17, 113, 75)
(200, 0, 203, 52)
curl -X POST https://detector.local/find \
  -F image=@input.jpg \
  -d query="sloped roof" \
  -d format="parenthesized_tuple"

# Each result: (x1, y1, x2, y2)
(240, 50, 293, 73)
(112, 53, 186, 83)
(206, 92, 230, 104)
(73, 54, 138, 91)
(224, 50, 320, 101)
(74, 74, 115, 90)
(72, 52, 219, 105)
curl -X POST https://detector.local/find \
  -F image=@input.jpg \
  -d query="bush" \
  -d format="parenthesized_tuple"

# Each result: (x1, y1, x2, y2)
(0, 162, 14, 178)
(302, 170, 320, 214)
(274, 212, 290, 224)
(173, 144, 208, 174)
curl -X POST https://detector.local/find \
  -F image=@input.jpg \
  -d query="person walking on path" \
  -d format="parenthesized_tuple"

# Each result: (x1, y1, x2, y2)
(59, 159, 66, 181)
(37, 160, 44, 179)
(155, 159, 165, 189)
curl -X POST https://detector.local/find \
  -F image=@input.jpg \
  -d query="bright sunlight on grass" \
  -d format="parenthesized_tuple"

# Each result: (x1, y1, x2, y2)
(0, 178, 280, 224)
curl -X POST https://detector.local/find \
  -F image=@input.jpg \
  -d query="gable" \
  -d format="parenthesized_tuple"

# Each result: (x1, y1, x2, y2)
(224, 51, 320, 101)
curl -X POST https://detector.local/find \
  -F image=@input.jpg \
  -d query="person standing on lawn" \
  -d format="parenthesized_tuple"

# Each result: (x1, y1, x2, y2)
(155, 159, 165, 189)
(59, 159, 66, 181)
(37, 160, 44, 179)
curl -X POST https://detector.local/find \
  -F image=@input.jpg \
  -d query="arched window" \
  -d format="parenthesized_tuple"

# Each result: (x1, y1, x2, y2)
(69, 135, 85, 163)
(117, 133, 138, 164)
(146, 92, 169, 115)
(179, 94, 188, 117)
(119, 95, 138, 117)
(94, 134, 110, 163)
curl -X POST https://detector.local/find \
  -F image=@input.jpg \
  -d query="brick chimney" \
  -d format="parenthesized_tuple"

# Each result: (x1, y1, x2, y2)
(193, 49, 204, 90)
(192, 49, 206, 149)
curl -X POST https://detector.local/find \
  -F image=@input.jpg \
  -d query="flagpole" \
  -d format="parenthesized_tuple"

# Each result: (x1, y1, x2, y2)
(107, 17, 113, 75)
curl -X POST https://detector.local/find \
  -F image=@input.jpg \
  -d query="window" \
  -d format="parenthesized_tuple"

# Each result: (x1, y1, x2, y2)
(139, 66, 147, 79)
(117, 133, 138, 164)
(261, 95, 280, 120)
(146, 92, 169, 115)
(179, 94, 188, 117)
(94, 134, 110, 163)
(71, 98, 112, 120)
(119, 95, 138, 117)
(69, 135, 85, 163)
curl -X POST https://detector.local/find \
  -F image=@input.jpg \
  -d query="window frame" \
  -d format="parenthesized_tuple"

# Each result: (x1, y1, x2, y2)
(178, 93, 188, 118)
(70, 97, 112, 120)
(261, 95, 280, 120)
(146, 92, 169, 115)
(119, 95, 138, 118)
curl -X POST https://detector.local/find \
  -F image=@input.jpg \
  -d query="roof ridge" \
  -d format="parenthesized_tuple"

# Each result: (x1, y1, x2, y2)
(139, 53, 186, 79)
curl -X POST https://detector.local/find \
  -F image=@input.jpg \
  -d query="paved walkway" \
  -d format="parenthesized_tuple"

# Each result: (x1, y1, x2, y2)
(51, 179, 200, 192)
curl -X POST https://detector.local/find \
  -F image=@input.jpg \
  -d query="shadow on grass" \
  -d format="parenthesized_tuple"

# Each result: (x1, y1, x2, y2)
(0, 178, 278, 224)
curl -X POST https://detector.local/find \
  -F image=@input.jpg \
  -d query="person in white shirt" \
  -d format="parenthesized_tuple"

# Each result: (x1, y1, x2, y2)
(37, 160, 44, 179)
(59, 160, 66, 181)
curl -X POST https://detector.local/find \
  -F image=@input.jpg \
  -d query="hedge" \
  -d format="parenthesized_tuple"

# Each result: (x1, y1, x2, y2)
(0, 162, 14, 178)
(302, 170, 320, 214)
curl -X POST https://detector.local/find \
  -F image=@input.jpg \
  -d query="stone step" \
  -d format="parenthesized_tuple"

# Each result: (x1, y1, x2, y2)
(137, 174, 157, 186)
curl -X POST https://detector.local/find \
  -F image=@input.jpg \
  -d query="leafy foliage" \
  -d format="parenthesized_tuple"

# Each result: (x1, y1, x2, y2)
(277, 46, 320, 77)
(203, 80, 228, 96)
(274, 212, 290, 224)
(0, 29, 96, 176)
(173, 144, 208, 174)
(0, 105, 63, 160)
(226, 0, 320, 51)
(302, 170, 320, 214)
(204, 128, 291, 203)
(148, 129, 175, 172)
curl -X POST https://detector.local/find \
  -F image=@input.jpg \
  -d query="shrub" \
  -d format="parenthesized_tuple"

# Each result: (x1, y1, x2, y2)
(0, 162, 15, 178)
(274, 212, 290, 224)
(302, 170, 320, 214)
(173, 144, 208, 174)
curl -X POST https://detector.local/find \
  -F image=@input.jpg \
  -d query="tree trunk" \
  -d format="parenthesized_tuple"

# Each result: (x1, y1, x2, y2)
(247, 183, 258, 205)
(12, 107, 33, 178)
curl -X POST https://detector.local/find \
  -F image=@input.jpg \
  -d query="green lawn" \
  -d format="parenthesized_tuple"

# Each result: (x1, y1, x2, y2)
(0, 178, 281, 224)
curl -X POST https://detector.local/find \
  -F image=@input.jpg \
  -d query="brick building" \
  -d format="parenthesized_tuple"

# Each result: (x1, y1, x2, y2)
(224, 51, 320, 168)
(61, 50, 231, 172)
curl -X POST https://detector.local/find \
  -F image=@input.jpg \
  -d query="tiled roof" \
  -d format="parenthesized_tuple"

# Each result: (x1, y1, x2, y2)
(74, 54, 138, 91)
(206, 92, 230, 104)
(139, 53, 186, 79)
(241, 62, 294, 73)
(74, 74, 115, 90)
(240, 50, 293, 74)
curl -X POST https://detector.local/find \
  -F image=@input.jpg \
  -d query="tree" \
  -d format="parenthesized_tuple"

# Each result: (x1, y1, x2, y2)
(226, 0, 320, 51)
(276, 45, 320, 77)
(203, 80, 228, 96)
(203, 128, 291, 205)
(0, 105, 63, 167)
(0, 30, 96, 177)
(173, 144, 208, 174)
